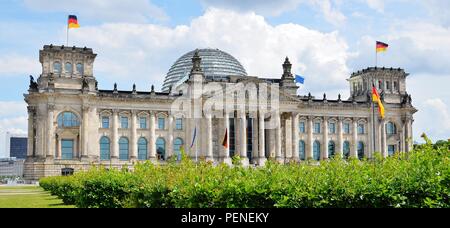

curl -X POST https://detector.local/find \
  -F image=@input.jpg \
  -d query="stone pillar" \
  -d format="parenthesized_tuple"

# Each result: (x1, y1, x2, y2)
(307, 116, 313, 160)
(206, 113, 214, 161)
(167, 115, 174, 158)
(239, 111, 249, 166)
(27, 106, 35, 158)
(148, 112, 156, 160)
(130, 110, 137, 160)
(323, 117, 329, 160)
(337, 118, 343, 158)
(381, 119, 387, 158)
(111, 109, 119, 160)
(56, 136, 61, 159)
(81, 106, 89, 160)
(47, 104, 55, 159)
(401, 120, 406, 153)
(258, 111, 266, 166)
(223, 112, 231, 165)
(275, 111, 283, 163)
(292, 113, 299, 162)
(406, 118, 413, 152)
(351, 118, 358, 158)
(252, 114, 259, 164)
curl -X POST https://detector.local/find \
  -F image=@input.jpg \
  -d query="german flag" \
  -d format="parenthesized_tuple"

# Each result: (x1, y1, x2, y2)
(68, 15, 80, 29)
(372, 85, 385, 119)
(376, 41, 388, 53)
(222, 128, 228, 149)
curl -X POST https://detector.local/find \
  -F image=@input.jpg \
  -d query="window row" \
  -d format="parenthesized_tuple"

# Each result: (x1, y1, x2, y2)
(298, 140, 365, 161)
(99, 136, 184, 161)
(53, 62, 84, 75)
(298, 121, 366, 134)
(100, 116, 183, 130)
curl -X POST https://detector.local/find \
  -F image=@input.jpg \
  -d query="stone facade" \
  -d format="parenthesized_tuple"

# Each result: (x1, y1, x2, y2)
(24, 45, 417, 181)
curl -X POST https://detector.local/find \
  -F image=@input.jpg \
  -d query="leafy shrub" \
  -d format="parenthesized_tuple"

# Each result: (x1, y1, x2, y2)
(40, 144, 450, 208)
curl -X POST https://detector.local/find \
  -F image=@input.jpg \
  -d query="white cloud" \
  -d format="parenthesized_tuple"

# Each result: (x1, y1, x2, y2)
(71, 8, 351, 98)
(424, 98, 450, 130)
(200, 0, 303, 16)
(424, 0, 450, 26)
(23, 0, 168, 22)
(311, 0, 346, 26)
(0, 55, 40, 76)
(366, 0, 385, 12)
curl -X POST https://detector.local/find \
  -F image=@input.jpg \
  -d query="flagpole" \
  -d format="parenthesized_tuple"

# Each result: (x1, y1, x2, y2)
(375, 49, 377, 67)
(372, 81, 377, 156)
(66, 21, 69, 46)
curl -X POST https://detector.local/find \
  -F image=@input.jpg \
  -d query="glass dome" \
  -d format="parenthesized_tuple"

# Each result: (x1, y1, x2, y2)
(161, 48, 247, 92)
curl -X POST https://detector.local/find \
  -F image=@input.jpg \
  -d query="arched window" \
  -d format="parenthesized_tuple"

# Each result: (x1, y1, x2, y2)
(343, 141, 350, 159)
(386, 122, 396, 135)
(76, 63, 84, 75)
(54, 62, 62, 73)
(57, 112, 80, 128)
(119, 137, 129, 161)
(328, 141, 336, 158)
(313, 140, 321, 161)
(65, 62, 73, 74)
(358, 141, 365, 160)
(138, 137, 147, 160)
(358, 124, 365, 134)
(299, 140, 306, 160)
(156, 137, 166, 160)
(173, 138, 184, 161)
(100, 136, 110, 160)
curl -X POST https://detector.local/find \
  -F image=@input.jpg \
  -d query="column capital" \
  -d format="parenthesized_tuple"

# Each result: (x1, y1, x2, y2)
(82, 105, 90, 112)
(112, 109, 120, 114)
(47, 104, 55, 111)
(27, 106, 36, 114)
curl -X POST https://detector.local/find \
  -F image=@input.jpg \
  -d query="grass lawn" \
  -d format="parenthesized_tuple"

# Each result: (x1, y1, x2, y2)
(0, 186, 75, 208)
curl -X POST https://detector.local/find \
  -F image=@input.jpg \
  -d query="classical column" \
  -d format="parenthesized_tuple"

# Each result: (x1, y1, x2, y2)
(406, 118, 413, 152)
(307, 116, 313, 160)
(323, 117, 329, 160)
(148, 112, 156, 160)
(56, 136, 61, 159)
(167, 115, 174, 158)
(27, 106, 35, 158)
(351, 118, 358, 158)
(258, 111, 266, 165)
(223, 112, 231, 165)
(292, 113, 299, 162)
(239, 111, 249, 166)
(130, 110, 137, 160)
(252, 114, 259, 164)
(111, 109, 119, 160)
(81, 105, 89, 160)
(46, 104, 55, 159)
(337, 118, 343, 158)
(381, 119, 387, 158)
(206, 113, 214, 161)
(275, 111, 282, 163)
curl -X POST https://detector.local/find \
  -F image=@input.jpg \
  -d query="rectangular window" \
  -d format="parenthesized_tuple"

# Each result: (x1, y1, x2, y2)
(394, 81, 398, 91)
(299, 122, 305, 133)
(175, 118, 183, 130)
(386, 81, 391, 90)
(158, 117, 165, 130)
(358, 124, 365, 134)
(61, 139, 73, 160)
(121, 116, 128, 129)
(388, 145, 395, 156)
(102, 116, 109, 129)
(314, 122, 321, 134)
(139, 117, 147, 129)
(378, 81, 383, 90)
(344, 123, 350, 134)
(329, 123, 336, 134)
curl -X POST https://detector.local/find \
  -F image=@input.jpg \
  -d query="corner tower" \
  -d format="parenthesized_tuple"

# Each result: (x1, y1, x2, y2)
(35, 45, 97, 93)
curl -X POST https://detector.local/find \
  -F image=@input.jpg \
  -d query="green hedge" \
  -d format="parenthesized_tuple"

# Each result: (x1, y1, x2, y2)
(40, 142, 450, 208)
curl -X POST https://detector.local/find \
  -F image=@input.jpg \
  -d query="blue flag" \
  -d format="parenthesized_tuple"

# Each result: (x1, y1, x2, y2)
(295, 74, 305, 84)
(190, 127, 197, 148)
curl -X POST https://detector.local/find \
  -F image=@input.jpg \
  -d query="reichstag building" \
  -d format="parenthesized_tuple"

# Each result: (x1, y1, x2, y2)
(24, 45, 417, 180)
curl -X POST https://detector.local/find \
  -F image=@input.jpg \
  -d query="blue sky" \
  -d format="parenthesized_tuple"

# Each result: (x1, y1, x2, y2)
(1, 0, 450, 157)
